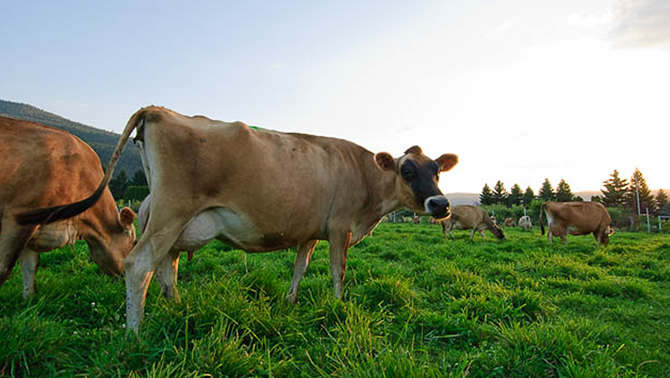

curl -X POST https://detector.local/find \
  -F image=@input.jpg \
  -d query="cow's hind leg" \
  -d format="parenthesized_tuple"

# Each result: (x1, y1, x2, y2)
(154, 249, 181, 302)
(19, 249, 39, 298)
(286, 240, 318, 304)
(124, 221, 185, 333)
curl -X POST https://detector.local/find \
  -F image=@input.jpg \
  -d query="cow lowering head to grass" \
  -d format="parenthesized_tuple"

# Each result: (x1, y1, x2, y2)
(19, 106, 459, 333)
(2, 116, 137, 298)
(440, 205, 505, 241)
(540, 201, 613, 246)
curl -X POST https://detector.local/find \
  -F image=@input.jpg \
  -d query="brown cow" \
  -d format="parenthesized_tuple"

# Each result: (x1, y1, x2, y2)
(20, 106, 459, 333)
(540, 201, 613, 246)
(440, 205, 505, 241)
(1, 116, 137, 298)
(503, 217, 515, 227)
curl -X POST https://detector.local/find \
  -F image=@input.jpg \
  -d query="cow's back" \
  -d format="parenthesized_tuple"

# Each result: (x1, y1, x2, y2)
(450, 205, 486, 228)
(545, 202, 611, 234)
(0, 116, 104, 214)
(139, 108, 378, 247)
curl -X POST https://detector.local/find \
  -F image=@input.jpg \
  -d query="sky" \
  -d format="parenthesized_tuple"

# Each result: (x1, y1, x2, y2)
(1, 0, 669, 194)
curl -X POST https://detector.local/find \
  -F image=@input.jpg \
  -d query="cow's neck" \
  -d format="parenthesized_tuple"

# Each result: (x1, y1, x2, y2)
(78, 198, 119, 248)
(351, 158, 401, 243)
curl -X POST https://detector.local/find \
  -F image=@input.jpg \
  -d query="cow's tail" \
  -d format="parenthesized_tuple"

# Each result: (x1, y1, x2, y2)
(15, 109, 147, 225)
(539, 202, 546, 235)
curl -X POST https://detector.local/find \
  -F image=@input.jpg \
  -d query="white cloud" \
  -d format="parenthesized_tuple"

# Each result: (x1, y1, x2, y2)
(609, 0, 670, 48)
(494, 20, 512, 34)
(568, 9, 614, 29)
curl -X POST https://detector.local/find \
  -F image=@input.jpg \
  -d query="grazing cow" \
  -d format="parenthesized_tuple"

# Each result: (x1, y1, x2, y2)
(440, 205, 505, 241)
(21, 106, 459, 333)
(504, 217, 515, 227)
(518, 215, 532, 231)
(540, 201, 613, 246)
(1, 116, 137, 298)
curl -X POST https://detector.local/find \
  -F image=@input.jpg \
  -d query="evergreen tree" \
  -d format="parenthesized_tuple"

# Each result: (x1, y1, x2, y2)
(508, 184, 523, 207)
(538, 178, 554, 201)
(555, 179, 575, 202)
(522, 186, 535, 206)
(480, 184, 494, 205)
(601, 170, 628, 207)
(131, 169, 148, 186)
(656, 189, 668, 215)
(492, 180, 508, 205)
(109, 169, 129, 200)
(627, 168, 655, 215)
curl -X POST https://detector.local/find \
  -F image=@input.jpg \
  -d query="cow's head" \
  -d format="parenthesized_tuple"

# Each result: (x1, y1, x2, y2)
(490, 223, 506, 240)
(375, 146, 458, 219)
(599, 226, 614, 246)
(89, 207, 137, 276)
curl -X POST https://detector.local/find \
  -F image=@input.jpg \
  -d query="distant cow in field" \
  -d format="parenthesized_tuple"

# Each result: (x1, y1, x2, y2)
(504, 217, 515, 227)
(518, 215, 532, 231)
(540, 202, 613, 246)
(440, 205, 505, 241)
(2, 116, 137, 298)
(23, 106, 459, 333)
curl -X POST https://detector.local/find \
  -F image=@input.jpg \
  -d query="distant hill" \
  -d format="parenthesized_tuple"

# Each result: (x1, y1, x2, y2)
(0, 99, 142, 177)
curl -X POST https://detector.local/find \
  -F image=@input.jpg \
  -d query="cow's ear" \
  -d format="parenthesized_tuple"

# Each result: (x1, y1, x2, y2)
(120, 207, 137, 227)
(435, 154, 458, 172)
(404, 146, 423, 155)
(374, 152, 396, 172)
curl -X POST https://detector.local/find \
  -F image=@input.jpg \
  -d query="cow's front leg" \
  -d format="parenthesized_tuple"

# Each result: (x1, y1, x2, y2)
(286, 240, 318, 304)
(154, 249, 181, 302)
(19, 249, 39, 298)
(329, 232, 352, 299)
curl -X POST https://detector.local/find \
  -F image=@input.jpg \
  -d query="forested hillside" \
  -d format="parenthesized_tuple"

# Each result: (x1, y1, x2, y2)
(0, 99, 142, 177)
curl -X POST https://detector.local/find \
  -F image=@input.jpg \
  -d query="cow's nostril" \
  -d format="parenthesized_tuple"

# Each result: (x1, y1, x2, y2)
(425, 196, 450, 217)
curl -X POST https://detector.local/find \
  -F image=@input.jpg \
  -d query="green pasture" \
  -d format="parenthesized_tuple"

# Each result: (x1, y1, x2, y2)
(1, 223, 669, 377)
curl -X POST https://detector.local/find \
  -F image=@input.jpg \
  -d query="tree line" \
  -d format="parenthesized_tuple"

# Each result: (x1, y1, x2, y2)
(479, 178, 582, 207)
(479, 168, 669, 216)
(108, 169, 149, 203)
(597, 169, 667, 216)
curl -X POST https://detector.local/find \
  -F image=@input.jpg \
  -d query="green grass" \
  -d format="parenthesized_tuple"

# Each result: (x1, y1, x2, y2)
(1, 224, 669, 377)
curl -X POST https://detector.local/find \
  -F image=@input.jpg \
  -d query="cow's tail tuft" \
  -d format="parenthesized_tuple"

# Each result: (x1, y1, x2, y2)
(539, 202, 546, 235)
(15, 109, 148, 225)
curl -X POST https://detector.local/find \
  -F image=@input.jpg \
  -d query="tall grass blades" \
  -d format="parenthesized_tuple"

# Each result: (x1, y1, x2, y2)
(0, 224, 669, 376)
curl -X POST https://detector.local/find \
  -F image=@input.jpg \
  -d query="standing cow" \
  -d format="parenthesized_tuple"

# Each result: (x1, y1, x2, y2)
(440, 205, 505, 241)
(2, 116, 137, 298)
(19, 106, 459, 333)
(518, 215, 532, 231)
(540, 201, 613, 246)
